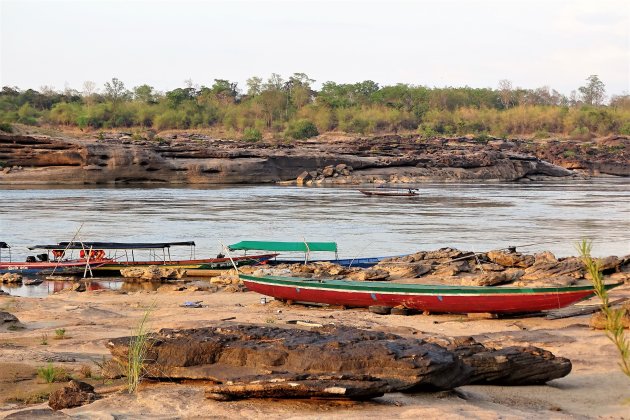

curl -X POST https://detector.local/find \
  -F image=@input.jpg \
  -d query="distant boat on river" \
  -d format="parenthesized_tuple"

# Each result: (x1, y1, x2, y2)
(359, 188, 419, 197)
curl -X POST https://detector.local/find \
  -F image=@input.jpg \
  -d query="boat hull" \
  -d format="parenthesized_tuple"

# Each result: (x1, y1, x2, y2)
(93, 254, 277, 272)
(269, 256, 392, 268)
(240, 274, 619, 314)
(0, 260, 110, 275)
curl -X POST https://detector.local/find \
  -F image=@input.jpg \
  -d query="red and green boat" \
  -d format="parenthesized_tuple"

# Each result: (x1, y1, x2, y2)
(239, 273, 622, 314)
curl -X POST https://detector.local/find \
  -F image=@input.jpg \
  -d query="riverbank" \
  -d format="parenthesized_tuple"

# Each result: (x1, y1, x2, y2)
(1, 128, 628, 185)
(1, 284, 629, 418)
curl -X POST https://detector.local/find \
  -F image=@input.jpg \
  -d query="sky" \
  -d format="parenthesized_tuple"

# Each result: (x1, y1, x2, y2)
(1, 0, 629, 96)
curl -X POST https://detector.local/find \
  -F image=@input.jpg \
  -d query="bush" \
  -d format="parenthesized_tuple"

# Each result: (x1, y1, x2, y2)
(0, 122, 12, 133)
(286, 119, 319, 139)
(242, 127, 262, 142)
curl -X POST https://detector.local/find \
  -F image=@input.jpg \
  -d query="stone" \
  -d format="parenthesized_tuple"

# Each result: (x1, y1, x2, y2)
(534, 251, 557, 265)
(486, 251, 535, 268)
(346, 268, 389, 281)
(590, 302, 630, 330)
(4, 409, 70, 419)
(119, 265, 186, 280)
(296, 171, 312, 185)
(460, 270, 523, 287)
(106, 324, 572, 395)
(1, 311, 19, 323)
(1, 273, 22, 283)
(206, 375, 389, 401)
(335, 163, 347, 172)
(521, 257, 585, 282)
(48, 380, 98, 410)
(71, 282, 86, 292)
(322, 166, 335, 177)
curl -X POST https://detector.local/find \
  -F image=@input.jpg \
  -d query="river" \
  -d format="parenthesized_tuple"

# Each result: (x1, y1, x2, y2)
(1, 180, 628, 261)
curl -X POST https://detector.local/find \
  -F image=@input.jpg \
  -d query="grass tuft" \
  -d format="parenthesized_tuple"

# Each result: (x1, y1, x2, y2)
(577, 240, 630, 377)
(126, 303, 155, 393)
(37, 363, 68, 383)
(54, 328, 66, 340)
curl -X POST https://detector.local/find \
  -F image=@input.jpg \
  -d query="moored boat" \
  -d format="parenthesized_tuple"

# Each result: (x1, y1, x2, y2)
(228, 241, 396, 268)
(28, 241, 277, 274)
(239, 273, 622, 314)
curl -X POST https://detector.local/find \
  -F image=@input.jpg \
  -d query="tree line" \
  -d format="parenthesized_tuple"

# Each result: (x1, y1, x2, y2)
(1, 74, 629, 140)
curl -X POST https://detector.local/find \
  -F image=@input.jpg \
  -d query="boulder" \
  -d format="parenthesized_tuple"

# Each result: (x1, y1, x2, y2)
(296, 171, 312, 186)
(486, 251, 535, 268)
(321, 166, 335, 177)
(521, 257, 585, 282)
(106, 324, 572, 398)
(590, 302, 630, 330)
(48, 380, 98, 411)
(460, 269, 524, 287)
(1, 273, 22, 283)
(71, 282, 86, 292)
(1, 311, 19, 323)
(534, 251, 557, 265)
(119, 265, 186, 280)
(346, 268, 390, 281)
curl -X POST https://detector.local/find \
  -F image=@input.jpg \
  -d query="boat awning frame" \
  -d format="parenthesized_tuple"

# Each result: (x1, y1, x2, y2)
(28, 241, 196, 250)
(228, 241, 337, 253)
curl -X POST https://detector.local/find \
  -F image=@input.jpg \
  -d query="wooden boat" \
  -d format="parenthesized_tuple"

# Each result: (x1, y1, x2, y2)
(228, 241, 395, 268)
(239, 273, 623, 314)
(28, 241, 277, 274)
(0, 259, 111, 275)
(359, 188, 419, 197)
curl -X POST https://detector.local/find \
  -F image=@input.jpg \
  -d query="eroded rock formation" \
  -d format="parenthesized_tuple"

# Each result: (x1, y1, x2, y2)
(106, 324, 571, 400)
(2, 132, 626, 185)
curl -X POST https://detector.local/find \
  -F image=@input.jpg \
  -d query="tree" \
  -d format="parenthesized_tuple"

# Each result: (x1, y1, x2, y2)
(133, 84, 156, 104)
(103, 78, 130, 110)
(246, 77, 263, 96)
(82, 81, 97, 107)
(578, 75, 606, 106)
(498, 79, 513, 109)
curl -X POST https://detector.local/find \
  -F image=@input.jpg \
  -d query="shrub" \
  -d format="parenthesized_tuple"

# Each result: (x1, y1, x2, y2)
(286, 119, 319, 139)
(242, 127, 262, 142)
(0, 122, 12, 133)
(54, 328, 66, 339)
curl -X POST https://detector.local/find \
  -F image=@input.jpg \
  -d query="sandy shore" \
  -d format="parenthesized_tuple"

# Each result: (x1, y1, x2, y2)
(1, 284, 629, 419)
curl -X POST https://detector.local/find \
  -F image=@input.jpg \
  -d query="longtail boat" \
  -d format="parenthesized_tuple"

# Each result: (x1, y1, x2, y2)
(239, 273, 623, 314)
(28, 241, 277, 274)
(359, 188, 419, 197)
(0, 259, 110, 275)
(228, 241, 394, 268)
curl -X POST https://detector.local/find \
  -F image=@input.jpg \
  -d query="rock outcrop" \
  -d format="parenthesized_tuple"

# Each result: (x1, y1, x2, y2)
(3, 132, 626, 185)
(106, 324, 571, 400)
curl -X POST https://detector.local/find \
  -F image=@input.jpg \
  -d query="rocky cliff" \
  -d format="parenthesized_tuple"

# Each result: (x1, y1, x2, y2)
(0, 133, 627, 185)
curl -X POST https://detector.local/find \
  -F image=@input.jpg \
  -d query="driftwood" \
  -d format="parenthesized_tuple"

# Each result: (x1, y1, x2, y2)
(106, 324, 572, 400)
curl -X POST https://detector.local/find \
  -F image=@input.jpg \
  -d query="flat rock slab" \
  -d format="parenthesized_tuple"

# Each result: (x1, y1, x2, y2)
(107, 324, 571, 400)
(206, 374, 389, 401)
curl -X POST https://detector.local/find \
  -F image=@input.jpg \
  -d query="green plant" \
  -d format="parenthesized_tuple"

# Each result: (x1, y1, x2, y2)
(242, 127, 262, 142)
(0, 122, 13, 133)
(54, 328, 66, 340)
(562, 150, 576, 158)
(126, 303, 155, 393)
(40, 333, 48, 345)
(37, 363, 68, 383)
(286, 119, 319, 140)
(577, 240, 630, 377)
(97, 131, 105, 140)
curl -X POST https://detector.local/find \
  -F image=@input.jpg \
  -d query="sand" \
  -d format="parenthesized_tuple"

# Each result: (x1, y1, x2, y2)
(1, 284, 629, 419)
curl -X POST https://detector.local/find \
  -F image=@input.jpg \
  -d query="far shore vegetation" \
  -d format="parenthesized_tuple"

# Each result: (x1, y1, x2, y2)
(1, 74, 629, 140)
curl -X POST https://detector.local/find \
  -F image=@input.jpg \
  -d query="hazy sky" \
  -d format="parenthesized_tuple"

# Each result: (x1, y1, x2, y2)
(1, 0, 628, 95)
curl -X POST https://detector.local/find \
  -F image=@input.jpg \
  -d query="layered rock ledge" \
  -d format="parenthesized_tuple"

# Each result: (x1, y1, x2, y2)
(106, 324, 572, 400)
(1, 133, 627, 184)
